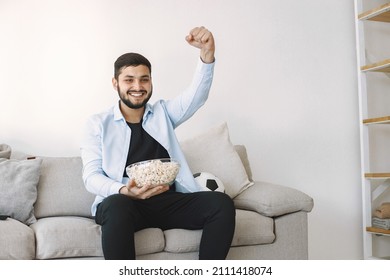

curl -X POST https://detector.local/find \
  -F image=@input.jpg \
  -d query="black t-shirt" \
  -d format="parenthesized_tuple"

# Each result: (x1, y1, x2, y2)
(123, 121, 170, 177)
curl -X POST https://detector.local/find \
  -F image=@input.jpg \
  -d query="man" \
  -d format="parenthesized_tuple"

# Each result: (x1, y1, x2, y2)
(81, 27, 235, 260)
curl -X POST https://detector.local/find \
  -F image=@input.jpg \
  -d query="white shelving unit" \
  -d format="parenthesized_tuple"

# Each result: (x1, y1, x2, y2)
(354, 1, 390, 259)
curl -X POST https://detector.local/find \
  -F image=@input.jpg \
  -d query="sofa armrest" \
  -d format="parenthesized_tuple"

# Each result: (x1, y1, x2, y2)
(233, 181, 314, 217)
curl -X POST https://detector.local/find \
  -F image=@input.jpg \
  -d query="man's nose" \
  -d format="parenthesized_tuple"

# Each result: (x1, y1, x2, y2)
(133, 79, 142, 90)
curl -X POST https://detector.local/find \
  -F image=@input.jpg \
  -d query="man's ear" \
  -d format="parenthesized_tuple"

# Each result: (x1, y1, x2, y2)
(112, 77, 118, 90)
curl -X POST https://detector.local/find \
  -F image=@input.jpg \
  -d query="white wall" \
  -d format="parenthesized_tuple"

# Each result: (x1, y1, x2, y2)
(0, 0, 362, 259)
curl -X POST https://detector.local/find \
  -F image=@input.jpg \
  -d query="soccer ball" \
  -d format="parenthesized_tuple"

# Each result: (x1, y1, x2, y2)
(193, 172, 225, 193)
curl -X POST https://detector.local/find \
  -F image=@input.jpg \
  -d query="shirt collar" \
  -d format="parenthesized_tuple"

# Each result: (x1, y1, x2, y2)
(113, 101, 125, 121)
(113, 101, 154, 122)
(143, 103, 153, 121)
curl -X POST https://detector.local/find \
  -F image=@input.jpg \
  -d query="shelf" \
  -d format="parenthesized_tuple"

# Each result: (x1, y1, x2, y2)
(367, 227, 390, 236)
(365, 173, 390, 179)
(363, 116, 390, 124)
(361, 58, 390, 72)
(356, 0, 390, 260)
(358, 3, 390, 22)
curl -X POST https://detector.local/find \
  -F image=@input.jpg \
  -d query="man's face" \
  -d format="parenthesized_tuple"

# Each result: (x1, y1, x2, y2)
(113, 65, 152, 109)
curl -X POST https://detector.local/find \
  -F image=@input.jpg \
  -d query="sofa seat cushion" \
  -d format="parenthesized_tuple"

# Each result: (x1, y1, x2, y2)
(31, 216, 103, 259)
(163, 209, 275, 253)
(232, 209, 275, 246)
(134, 228, 165, 256)
(31, 217, 165, 259)
(0, 218, 35, 259)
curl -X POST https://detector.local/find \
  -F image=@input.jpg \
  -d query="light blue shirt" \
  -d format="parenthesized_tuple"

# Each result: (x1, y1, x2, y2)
(80, 59, 214, 216)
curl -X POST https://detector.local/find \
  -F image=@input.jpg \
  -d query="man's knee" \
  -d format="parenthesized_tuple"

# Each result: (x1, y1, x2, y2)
(218, 192, 236, 218)
(201, 191, 236, 218)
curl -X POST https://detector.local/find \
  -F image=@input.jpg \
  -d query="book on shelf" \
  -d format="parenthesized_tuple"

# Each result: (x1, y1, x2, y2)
(372, 217, 390, 230)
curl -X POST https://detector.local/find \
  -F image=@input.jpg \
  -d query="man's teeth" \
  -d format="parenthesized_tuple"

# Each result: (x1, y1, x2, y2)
(131, 93, 143, 97)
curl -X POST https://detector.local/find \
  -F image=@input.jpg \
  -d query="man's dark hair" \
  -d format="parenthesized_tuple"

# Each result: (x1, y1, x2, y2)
(114, 53, 152, 79)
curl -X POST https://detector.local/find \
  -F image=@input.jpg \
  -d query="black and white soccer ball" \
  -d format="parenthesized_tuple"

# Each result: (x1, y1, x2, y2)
(193, 172, 225, 193)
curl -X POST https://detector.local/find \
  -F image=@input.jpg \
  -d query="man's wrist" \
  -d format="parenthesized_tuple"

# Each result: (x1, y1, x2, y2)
(201, 56, 215, 64)
(200, 49, 215, 64)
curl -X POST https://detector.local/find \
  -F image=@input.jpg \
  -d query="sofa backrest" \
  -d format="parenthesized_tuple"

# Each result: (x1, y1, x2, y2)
(33, 145, 253, 219)
(34, 157, 95, 219)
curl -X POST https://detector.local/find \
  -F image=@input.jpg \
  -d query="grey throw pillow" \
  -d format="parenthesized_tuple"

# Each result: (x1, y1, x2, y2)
(0, 158, 42, 225)
(180, 122, 253, 198)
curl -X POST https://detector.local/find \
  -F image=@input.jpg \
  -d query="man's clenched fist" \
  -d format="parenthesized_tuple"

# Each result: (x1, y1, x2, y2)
(185, 26, 215, 63)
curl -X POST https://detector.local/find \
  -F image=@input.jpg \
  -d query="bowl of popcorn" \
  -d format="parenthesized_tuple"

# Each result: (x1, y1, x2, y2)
(126, 158, 180, 188)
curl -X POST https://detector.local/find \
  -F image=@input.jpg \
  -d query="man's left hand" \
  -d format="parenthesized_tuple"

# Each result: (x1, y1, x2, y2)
(185, 26, 215, 63)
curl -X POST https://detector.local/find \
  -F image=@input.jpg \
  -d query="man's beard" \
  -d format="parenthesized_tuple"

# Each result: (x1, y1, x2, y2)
(117, 85, 152, 109)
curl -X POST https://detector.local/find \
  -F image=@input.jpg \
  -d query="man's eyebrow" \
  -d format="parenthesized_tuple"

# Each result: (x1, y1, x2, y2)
(123, 74, 150, 78)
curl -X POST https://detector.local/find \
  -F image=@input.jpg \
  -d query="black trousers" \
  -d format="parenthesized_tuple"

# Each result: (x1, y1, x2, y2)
(95, 191, 236, 260)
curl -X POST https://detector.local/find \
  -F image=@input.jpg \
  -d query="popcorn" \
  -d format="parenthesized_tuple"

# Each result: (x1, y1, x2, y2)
(126, 159, 180, 187)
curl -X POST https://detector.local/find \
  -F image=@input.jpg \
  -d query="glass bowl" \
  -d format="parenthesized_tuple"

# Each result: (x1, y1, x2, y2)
(126, 158, 180, 188)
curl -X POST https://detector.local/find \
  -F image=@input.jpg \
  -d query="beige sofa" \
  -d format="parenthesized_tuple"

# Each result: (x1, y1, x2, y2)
(0, 124, 314, 260)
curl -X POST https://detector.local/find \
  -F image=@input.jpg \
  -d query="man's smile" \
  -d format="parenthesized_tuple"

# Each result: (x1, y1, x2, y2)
(128, 90, 146, 97)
